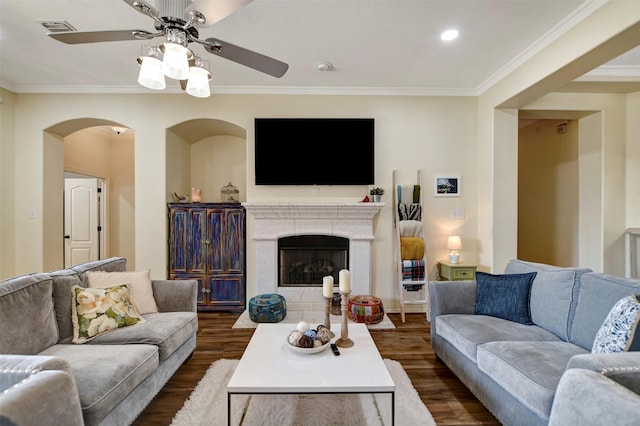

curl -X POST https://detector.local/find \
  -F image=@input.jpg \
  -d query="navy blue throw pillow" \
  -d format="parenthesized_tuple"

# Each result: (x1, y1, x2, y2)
(474, 271, 537, 325)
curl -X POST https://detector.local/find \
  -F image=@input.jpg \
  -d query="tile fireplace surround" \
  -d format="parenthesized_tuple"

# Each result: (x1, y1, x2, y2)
(243, 202, 384, 301)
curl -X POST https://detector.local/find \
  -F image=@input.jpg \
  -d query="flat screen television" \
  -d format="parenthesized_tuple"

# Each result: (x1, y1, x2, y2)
(254, 118, 375, 185)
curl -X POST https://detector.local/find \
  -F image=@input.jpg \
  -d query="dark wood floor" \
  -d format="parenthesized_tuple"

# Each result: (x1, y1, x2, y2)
(133, 312, 499, 425)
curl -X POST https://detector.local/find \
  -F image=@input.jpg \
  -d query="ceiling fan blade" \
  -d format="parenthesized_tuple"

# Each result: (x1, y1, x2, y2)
(48, 30, 150, 44)
(204, 38, 288, 78)
(187, 0, 254, 27)
(122, 0, 164, 26)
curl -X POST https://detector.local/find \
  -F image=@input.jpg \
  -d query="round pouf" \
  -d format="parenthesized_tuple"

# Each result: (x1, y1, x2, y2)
(348, 295, 384, 324)
(248, 294, 287, 323)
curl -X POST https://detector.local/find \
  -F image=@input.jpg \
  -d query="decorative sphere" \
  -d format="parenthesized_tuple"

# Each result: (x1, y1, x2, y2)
(296, 321, 310, 332)
(313, 339, 322, 347)
(304, 330, 317, 340)
(288, 330, 303, 345)
(316, 327, 334, 344)
(298, 334, 314, 348)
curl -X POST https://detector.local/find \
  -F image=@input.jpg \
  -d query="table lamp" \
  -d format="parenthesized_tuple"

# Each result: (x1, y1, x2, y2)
(448, 235, 462, 264)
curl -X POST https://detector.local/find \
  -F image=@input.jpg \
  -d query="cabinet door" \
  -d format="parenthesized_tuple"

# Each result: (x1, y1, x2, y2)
(171, 273, 208, 306)
(206, 208, 225, 273)
(187, 208, 208, 274)
(226, 208, 245, 273)
(207, 275, 245, 311)
(169, 207, 188, 274)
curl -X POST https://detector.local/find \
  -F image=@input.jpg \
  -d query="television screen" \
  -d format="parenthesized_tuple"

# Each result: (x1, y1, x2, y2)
(254, 118, 375, 185)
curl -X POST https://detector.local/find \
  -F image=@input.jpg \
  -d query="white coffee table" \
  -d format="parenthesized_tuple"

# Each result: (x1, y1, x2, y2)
(227, 322, 395, 425)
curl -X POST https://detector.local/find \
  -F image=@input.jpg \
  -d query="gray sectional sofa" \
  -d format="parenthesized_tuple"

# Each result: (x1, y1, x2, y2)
(430, 259, 640, 426)
(0, 257, 198, 426)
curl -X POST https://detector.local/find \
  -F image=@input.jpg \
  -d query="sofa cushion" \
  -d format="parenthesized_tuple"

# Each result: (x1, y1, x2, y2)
(505, 259, 591, 341)
(87, 311, 198, 361)
(477, 341, 588, 421)
(592, 295, 640, 353)
(0, 273, 59, 354)
(87, 270, 159, 314)
(474, 271, 537, 324)
(39, 343, 158, 426)
(71, 284, 146, 344)
(48, 269, 84, 342)
(70, 257, 127, 286)
(436, 314, 562, 362)
(571, 273, 640, 350)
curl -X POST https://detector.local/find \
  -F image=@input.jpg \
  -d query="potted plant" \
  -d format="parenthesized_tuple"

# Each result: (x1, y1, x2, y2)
(369, 187, 384, 202)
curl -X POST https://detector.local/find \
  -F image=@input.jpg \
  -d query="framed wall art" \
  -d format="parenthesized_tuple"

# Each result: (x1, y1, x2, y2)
(435, 176, 461, 197)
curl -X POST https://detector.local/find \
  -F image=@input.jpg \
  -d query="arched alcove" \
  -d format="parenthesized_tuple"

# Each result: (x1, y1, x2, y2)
(43, 118, 135, 270)
(166, 118, 247, 203)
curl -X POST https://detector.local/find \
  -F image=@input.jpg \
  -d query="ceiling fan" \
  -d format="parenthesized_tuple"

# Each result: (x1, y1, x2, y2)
(48, 0, 288, 95)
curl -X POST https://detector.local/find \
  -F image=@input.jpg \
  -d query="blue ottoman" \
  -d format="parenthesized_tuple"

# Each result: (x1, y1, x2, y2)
(248, 293, 287, 323)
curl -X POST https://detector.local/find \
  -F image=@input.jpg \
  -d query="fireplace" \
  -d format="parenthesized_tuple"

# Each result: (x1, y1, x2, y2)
(243, 202, 384, 299)
(279, 235, 349, 287)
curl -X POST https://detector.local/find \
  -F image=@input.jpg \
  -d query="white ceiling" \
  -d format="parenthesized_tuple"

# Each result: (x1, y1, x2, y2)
(1, 0, 639, 96)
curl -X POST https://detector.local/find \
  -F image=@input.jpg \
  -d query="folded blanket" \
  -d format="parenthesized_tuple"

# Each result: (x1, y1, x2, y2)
(398, 203, 422, 221)
(401, 237, 424, 260)
(399, 220, 423, 238)
(402, 260, 425, 281)
(397, 185, 421, 204)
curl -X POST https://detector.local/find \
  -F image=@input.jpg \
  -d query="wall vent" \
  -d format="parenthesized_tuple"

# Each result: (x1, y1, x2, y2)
(39, 21, 77, 33)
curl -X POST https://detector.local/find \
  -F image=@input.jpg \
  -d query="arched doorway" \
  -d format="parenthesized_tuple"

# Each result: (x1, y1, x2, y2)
(43, 119, 135, 270)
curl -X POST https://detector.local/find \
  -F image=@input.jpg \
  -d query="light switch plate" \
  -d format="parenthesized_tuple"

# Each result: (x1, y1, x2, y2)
(452, 208, 465, 219)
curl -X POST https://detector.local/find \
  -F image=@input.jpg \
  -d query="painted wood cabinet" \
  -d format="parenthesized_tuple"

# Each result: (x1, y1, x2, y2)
(168, 203, 246, 312)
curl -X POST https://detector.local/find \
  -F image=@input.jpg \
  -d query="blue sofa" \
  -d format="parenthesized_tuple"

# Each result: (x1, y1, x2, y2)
(0, 257, 198, 426)
(429, 259, 640, 425)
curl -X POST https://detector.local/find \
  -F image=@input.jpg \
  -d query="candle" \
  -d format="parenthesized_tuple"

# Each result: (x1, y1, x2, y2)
(339, 269, 350, 292)
(191, 187, 202, 202)
(322, 276, 334, 298)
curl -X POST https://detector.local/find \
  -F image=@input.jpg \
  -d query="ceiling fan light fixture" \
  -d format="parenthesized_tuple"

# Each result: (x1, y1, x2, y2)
(137, 46, 166, 90)
(161, 42, 191, 80)
(186, 57, 212, 98)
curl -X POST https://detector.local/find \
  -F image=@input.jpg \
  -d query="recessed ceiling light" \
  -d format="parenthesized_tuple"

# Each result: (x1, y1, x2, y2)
(441, 29, 459, 41)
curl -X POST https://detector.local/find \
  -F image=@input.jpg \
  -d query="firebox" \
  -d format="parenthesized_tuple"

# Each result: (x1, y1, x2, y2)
(278, 235, 349, 287)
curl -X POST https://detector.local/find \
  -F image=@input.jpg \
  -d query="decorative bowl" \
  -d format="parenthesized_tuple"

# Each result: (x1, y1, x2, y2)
(286, 339, 330, 354)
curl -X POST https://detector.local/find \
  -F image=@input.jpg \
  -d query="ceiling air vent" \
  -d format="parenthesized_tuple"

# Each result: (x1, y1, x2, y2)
(39, 21, 77, 33)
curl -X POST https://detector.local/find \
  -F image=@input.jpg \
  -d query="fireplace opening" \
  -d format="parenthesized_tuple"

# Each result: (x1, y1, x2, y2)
(278, 235, 349, 287)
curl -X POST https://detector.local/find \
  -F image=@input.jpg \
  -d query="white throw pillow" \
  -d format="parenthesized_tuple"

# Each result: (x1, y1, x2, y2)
(86, 270, 158, 314)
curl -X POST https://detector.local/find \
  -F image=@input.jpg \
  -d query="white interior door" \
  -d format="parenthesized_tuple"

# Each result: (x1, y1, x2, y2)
(64, 177, 100, 267)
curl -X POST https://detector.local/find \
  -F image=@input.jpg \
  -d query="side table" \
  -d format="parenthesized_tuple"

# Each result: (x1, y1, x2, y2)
(438, 261, 476, 281)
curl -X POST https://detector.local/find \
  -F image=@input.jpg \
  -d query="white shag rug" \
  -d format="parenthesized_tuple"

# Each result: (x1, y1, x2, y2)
(171, 358, 436, 426)
(232, 311, 396, 330)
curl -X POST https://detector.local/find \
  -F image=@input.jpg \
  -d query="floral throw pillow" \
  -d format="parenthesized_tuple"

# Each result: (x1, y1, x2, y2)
(592, 295, 640, 353)
(71, 284, 146, 344)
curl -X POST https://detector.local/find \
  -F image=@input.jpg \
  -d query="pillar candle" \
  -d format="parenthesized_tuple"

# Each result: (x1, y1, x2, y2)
(322, 276, 334, 298)
(339, 269, 350, 292)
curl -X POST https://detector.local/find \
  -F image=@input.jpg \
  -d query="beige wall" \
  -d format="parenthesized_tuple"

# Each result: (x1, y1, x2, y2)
(628, 91, 640, 229)
(518, 119, 579, 266)
(0, 88, 16, 279)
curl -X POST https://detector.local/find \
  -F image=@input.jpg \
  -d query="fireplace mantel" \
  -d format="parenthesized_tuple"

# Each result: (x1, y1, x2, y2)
(243, 202, 384, 297)
(242, 202, 384, 220)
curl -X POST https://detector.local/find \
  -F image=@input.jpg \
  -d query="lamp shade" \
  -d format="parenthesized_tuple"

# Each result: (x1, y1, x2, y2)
(137, 56, 166, 90)
(162, 42, 190, 80)
(186, 66, 211, 98)
(447, 235, 462, 250)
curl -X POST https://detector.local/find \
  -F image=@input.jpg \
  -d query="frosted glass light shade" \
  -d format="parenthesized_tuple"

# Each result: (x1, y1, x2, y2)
(186, 66, 211, 98)
(137, 56, 165, 90)
(162, 43, 190, 80)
